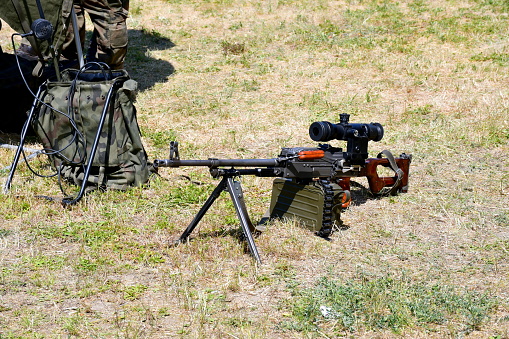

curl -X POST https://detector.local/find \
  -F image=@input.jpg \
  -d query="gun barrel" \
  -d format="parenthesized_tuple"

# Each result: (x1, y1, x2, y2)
(154, 158, 281, 168)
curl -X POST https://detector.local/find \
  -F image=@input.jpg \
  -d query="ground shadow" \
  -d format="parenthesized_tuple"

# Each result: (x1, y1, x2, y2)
(0, 28, 175, 133)
(193, 227, 244, 240)
(348, 180, 401, 207)
(349, 180, 374, 206)
(125, 29, 176, 91)
(171, 226, 262, 257)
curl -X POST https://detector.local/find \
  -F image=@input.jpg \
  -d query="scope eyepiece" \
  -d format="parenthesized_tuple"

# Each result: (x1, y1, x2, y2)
(362, 122, 384, 142)
(309, 120, 384, 142)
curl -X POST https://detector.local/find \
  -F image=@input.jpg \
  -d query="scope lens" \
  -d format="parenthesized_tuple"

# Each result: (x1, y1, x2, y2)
(309, 121, 331, 141)
(309, 121, 345, 141)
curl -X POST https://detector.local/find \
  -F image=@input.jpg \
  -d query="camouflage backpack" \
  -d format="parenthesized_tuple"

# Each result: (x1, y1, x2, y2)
(32, 65, 151, 193)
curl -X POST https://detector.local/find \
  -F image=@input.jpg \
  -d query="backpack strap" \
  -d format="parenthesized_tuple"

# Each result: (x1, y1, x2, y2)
(10, 0, 48, 76)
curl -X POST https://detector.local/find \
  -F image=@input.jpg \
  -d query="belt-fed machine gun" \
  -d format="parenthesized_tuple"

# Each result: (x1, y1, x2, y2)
(154, 114, 412, 263)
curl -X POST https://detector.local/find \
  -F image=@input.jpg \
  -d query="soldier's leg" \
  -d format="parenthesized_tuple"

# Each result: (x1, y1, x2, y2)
(83, 0, 128, 69)
(60, 1, 86, 63)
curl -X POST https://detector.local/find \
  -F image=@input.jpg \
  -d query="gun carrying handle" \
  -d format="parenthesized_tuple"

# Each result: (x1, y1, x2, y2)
(297, 150, 324, 160)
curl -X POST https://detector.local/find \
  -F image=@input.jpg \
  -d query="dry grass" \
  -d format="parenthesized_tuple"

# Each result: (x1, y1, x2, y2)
(1, 0, 509, 337)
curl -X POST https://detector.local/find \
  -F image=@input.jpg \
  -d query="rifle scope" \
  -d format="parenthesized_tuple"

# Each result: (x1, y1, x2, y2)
(309, 113, 384, 143)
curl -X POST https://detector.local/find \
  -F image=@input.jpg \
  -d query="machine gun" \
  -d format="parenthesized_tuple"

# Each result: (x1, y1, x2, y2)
(154, 114, 411, 263)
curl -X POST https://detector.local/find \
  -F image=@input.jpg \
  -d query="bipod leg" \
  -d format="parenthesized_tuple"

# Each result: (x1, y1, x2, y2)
(175, 176, 228, 244)
(226, 177, 262, 264)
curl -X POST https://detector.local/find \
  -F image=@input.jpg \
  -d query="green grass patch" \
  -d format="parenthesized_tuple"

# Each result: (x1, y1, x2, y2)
(471, 52, 509, 66)
(162, 182, 213, 206)
(23, 254, 66, 271)
(285, 273, 498, 334)
(124, 284, 149, 301)
(34, 220, 119, 248)
(146, 130, 179, 149)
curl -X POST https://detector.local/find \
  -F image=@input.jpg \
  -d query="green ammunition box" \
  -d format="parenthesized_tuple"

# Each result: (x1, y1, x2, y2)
(268, 178, 344, 232)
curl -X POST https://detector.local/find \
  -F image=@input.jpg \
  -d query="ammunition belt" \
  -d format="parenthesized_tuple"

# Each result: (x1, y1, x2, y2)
(316, 178, 335, 238)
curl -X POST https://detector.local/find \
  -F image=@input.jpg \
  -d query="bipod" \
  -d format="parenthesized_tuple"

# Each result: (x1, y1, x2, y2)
(174, 168, 262, 264)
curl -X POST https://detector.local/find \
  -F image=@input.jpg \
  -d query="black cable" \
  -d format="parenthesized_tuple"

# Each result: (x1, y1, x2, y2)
(10, 33, 89, 182)
(10, 31, 120, 196)
(35, 0, 45, 19)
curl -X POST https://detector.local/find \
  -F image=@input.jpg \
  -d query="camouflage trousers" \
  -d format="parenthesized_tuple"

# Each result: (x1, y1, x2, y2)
(61, 0, 128, 69)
